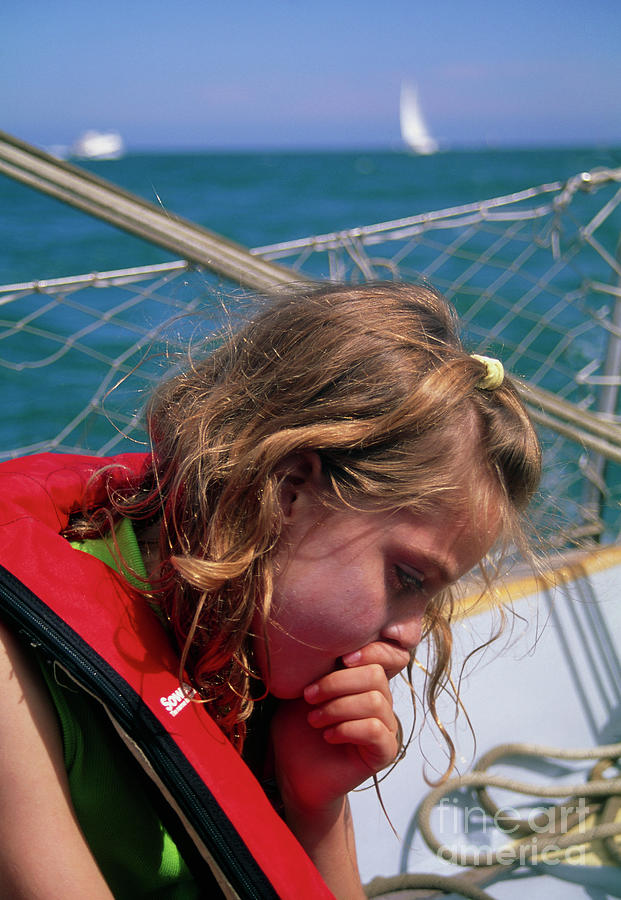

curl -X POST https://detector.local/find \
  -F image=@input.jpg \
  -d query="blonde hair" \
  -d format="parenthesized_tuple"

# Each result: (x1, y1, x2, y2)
(80, 282, 541, 753)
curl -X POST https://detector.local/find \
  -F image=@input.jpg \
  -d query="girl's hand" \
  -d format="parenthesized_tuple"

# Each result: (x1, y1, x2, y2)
(271, 641, 407, 817)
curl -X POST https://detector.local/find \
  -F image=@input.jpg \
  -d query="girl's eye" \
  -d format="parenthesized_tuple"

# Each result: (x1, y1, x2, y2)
(395, 564, 425, 592)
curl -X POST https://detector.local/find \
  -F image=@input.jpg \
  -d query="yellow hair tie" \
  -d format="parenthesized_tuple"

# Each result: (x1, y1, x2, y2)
(471, 354, 504, 390)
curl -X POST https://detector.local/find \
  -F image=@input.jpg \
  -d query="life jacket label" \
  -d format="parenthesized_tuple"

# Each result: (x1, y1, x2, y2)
(160, 683, 196, 717)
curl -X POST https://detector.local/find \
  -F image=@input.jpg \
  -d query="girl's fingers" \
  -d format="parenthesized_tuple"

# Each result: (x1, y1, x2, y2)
(322, 718, 399, 769)
(342, 640, 411, 680)
(302, 661, 402, 775)
(304, 663, 392, 705)
(307, 691, 395, 731)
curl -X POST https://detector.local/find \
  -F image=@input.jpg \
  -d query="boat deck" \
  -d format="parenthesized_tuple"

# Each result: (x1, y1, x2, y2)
(352, 544, 621, 898)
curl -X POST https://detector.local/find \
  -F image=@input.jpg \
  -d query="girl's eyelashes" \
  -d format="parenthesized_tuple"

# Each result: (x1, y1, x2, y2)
(394, 563, 425, 592)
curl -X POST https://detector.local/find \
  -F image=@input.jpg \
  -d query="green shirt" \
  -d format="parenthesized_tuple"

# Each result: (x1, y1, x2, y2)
(38, 519, 200, 899)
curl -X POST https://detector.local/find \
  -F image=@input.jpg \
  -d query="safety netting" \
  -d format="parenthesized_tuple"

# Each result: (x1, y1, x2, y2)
(2, 166, 621, 546)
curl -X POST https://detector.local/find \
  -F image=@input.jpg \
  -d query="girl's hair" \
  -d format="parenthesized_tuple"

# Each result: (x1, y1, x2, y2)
(77, 282, 541, 754)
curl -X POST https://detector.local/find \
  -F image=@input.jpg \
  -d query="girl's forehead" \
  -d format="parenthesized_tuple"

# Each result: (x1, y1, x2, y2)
(331, 456, 504, 526)
(326, 493, 502, 584)
(340, 474, 503, 539)
(405, 481, 502, 529)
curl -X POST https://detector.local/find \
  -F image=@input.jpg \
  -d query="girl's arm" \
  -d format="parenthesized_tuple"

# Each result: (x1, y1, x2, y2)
(281, 792, 362, 900)
(271, 643, 405, 899)
(0, 622, 114, 900)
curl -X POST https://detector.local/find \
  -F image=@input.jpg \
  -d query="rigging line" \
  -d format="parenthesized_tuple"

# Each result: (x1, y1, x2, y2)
(0, 130, 305, 293)
(516, 379, 621, 446)
(252, 181, 570, 257)
(0, 261, 190, 297)
(524, 405, 621, 466)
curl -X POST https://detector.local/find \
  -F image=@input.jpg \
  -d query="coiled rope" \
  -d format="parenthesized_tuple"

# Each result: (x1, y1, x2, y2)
(365, 741, 621, 899)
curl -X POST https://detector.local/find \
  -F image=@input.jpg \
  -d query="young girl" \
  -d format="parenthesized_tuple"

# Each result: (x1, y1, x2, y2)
(0, 282, 540, 899)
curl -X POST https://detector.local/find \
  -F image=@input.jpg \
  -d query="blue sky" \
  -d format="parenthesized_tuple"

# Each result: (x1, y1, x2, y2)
(2, 0, 619, 150)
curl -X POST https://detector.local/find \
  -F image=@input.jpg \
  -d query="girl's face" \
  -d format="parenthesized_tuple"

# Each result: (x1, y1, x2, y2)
(254, 458, 500, 699)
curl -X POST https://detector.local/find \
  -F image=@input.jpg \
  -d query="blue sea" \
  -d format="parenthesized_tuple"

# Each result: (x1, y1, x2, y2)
(2, 145, 620, 286)
(2, 144, 621, 492)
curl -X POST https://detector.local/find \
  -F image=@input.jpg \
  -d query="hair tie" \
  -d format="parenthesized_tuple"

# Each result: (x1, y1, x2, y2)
(471, 354, 504, 390)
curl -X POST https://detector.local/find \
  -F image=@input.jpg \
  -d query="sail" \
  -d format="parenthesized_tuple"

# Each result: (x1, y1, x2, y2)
(400, 83, 438, 155)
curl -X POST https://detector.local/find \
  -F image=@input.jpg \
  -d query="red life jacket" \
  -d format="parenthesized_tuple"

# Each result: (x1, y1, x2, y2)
(0, 452, 334, 900)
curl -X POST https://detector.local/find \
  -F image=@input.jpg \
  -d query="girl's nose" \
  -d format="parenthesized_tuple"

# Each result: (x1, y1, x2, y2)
(381, 608, 425, 653)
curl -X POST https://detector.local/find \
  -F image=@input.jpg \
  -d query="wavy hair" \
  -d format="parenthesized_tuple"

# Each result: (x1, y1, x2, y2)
(74, 282, 541, 757)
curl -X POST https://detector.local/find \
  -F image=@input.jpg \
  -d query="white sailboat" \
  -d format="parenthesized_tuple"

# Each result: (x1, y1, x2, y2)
(70, 130, 124, 161)
(400, 82, 438, 155)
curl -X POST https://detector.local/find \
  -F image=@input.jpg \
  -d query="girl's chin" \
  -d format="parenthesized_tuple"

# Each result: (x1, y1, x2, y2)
(262, 678, 307, 700)
(266, 661, 340, 700)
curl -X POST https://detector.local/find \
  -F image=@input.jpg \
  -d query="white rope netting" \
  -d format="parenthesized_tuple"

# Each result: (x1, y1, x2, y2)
(2, 167, 621, 545)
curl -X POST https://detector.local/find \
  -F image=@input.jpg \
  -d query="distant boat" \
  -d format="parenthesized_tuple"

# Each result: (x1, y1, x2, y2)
(399, 83, 438, 155)
(70, 130, 124, 161)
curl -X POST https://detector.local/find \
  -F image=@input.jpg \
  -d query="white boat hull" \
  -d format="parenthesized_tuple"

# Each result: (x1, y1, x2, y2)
(71, 130, 124, 160)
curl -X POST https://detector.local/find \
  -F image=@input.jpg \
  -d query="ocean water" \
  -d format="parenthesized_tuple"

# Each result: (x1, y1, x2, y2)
(2, 144, 621, 475)
(2, 145, 620, 286)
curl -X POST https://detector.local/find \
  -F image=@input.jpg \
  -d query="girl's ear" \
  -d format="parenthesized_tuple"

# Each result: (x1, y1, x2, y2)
(278, 452, 323, 521)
